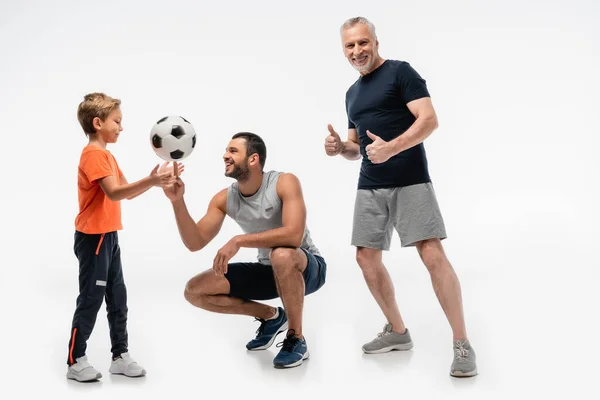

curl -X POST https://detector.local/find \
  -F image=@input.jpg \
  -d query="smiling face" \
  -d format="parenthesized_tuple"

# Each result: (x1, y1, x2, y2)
(341, 23, 381, 75)
(223, 138, 254, 181)
(93, 107, 123, 144)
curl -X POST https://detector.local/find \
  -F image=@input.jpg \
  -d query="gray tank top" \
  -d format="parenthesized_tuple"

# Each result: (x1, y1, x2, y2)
(226, 170, 321, 265)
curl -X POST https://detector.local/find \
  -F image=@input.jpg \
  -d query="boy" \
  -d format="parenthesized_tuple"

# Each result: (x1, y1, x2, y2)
(66, 92, 179, 382)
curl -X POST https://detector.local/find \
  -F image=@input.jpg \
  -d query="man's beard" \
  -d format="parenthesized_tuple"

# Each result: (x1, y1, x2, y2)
(351, 56, 375, 73)
(226, 160, 250, 181)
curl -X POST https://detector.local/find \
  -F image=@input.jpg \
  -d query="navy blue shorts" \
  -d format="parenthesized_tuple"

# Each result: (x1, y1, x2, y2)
(225, 248, 326, 300)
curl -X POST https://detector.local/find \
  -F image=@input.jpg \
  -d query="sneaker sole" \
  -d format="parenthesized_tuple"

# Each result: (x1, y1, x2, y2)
(273, 351, 310, 369)
(362, 341, 414, 354)
(247, 320, 289, 351)
(66, 371, 102, 382)
(450, 368, 477, 377)
(109, 367, 147, 377)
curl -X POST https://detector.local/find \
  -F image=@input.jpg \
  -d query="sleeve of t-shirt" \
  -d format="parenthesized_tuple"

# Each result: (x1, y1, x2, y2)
(112, 154, 124, 177)
(397, 62, 430, 104)
(80, 150, 114, 183)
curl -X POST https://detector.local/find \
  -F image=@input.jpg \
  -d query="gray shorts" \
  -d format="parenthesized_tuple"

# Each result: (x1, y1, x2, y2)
(351, 183, 447, 250)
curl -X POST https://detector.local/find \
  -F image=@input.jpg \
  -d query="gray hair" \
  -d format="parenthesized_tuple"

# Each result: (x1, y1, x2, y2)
(340, 16, 377, 39)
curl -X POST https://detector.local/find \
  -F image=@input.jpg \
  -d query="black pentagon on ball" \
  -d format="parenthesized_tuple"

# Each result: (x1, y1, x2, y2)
(152, 134, 163, 148)
(156, 116, 168, 124)
(170, 150, 185, 160)
(192, 134, 196, 148)
(171, 125, 185, 139)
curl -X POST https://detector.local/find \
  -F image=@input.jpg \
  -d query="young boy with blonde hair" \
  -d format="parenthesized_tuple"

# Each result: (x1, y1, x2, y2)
(66, 92, 180, 382)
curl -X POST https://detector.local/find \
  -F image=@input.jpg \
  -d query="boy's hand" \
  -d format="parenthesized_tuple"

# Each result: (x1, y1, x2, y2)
(158, 161, 185, 177)
(163, 178, 185, 202)
(150, 163, 176, 187)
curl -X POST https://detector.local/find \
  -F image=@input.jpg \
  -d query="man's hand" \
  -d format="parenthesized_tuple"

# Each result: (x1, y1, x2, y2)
(213, 237, 241, 276)
(365, 130, 394, 164)
(325, 124, 344, 156)
(163, 178, 185, 202)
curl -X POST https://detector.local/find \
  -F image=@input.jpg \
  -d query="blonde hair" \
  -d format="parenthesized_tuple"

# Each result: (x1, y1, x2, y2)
(340, 16, 377, 39)
(77, 92, 121, 135)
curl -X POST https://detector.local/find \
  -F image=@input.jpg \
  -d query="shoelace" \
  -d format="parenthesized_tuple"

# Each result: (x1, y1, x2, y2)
(376, 325, 392, 338)
(276, 330, 300, 352)
(253, 318, 267, 338)
(454, 341, 469, 360)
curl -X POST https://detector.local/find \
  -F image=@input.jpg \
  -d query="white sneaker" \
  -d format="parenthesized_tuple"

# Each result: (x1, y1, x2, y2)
(66, 356, 102, 382)
(109, 352, 146, 377)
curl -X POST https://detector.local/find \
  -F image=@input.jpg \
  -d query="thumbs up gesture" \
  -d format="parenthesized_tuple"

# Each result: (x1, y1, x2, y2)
(365, 130, 393, 164)
(325, 124, 344, 156)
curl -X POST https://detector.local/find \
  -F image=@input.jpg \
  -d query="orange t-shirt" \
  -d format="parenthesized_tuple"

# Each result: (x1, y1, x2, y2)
(74, 145, 123, 234)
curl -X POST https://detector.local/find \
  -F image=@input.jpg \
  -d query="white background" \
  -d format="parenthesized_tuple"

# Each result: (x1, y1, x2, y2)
(1, 0, 598, 398)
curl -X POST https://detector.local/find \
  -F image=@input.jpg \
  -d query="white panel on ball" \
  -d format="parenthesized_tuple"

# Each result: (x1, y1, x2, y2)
(150, 116, 197, 162)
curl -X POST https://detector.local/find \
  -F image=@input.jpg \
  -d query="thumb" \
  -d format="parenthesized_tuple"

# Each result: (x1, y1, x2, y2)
(327, 124, 340, 138)
(366, 130, 379, 141)
(151, 164, 159, 173)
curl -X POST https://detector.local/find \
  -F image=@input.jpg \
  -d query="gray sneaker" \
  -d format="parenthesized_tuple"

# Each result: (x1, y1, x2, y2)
(66, 356, 102, 382)
(362, 324, 414, 354)
(450, 340, 477, 377)
(109, 352, 146, 377)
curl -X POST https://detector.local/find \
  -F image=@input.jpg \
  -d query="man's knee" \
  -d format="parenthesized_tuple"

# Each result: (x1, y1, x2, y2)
(270, 247, 303, 274)
(183, 286, 196, 304)
(183, 270, 228, 303)
(184, 277, 201, 304)
(416, 239, 447, 272)
(355, 247, 382, 271)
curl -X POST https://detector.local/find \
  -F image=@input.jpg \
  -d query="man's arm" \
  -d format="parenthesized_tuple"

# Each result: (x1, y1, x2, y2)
(339, 128, 362, 160)
(172, 188, 227, 252)
(389, 97, 439, 154)
(234, 173, 306, 249)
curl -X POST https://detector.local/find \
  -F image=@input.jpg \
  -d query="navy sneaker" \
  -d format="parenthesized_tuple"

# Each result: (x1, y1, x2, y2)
(246, 307, 288, 351)
(273, 330, 309, 369)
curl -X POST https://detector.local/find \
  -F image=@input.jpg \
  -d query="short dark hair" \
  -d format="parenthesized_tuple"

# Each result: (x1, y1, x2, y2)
(232, 132, 267, 170)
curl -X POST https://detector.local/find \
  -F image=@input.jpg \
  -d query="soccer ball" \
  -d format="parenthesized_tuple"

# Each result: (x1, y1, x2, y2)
(150, 116, 197, 161)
